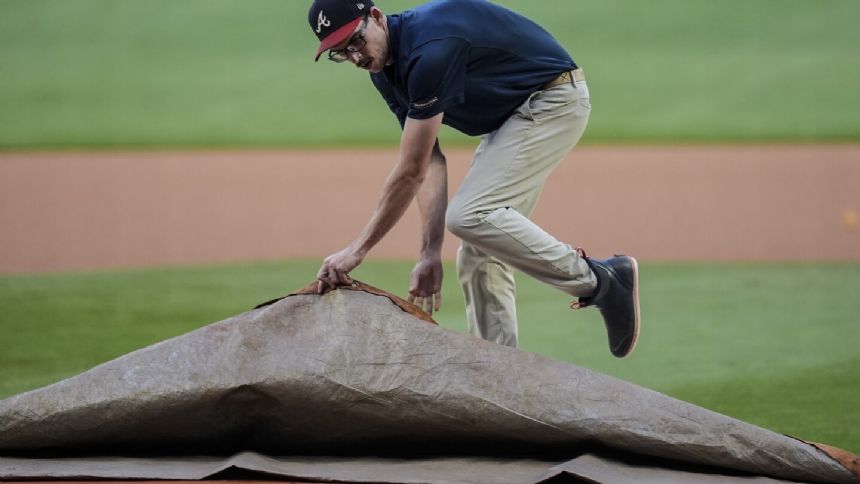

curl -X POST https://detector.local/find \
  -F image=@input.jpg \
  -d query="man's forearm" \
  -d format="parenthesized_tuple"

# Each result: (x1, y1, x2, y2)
(353, 160, 425, 256)
(416, 142, 448, 258)
(352, 114, 444, 256)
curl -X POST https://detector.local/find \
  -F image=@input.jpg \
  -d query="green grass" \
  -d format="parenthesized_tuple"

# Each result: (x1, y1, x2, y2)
(1, 260, 858, 453)
(1, 0, 859, 148)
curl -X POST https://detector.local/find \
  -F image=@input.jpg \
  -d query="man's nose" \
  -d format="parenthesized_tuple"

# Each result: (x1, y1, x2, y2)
(348, 50, 362, 64)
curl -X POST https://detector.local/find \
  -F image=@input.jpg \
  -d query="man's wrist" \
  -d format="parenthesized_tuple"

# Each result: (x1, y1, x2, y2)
(419, 249, 442, 260)
(349, 240, 371, 259)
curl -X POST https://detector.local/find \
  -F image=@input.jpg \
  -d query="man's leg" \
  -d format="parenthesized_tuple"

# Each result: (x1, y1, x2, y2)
(448, 79, 594, 301)
(448, 76, 640, 357)
(456, 104, 579, 348)
(457, 241, 517, 346)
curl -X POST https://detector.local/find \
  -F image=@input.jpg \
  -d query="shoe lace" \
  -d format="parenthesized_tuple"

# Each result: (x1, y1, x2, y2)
(570, 300, 587, 310)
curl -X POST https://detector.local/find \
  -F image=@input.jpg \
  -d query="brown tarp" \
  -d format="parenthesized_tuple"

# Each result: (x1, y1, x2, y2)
(1, 283, 857, 483)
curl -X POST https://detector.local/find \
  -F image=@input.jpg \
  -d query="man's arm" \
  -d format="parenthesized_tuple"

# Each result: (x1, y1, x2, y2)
(317, 113, 445, 293)
(408, 141, 447, 314)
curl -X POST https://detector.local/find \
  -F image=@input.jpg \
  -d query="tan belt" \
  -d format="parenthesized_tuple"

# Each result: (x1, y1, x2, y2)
(542, 68, 584, 90)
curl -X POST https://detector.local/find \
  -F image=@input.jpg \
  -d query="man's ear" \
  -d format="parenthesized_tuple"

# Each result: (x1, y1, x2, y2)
(369, 6, 384, 24)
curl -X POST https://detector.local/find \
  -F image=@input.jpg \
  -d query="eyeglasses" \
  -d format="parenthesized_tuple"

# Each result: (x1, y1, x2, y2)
(327, 16, 368, 63)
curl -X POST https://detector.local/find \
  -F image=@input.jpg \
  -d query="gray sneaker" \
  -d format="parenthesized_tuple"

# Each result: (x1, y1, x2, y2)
(572, 251, 641, 358)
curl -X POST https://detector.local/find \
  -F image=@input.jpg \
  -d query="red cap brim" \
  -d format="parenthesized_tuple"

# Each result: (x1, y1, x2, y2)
(314, 17, 363, 62)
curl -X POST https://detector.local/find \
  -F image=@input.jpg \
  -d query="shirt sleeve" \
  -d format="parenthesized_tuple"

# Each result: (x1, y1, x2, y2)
(370, 72, 408, 129)
(405, 37, 470, 120)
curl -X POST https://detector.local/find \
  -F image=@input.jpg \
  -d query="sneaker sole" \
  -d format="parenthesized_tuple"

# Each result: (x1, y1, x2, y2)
(619, 255, 641, 358)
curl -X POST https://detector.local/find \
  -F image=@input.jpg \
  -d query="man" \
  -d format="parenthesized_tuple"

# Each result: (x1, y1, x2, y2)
(308, 0, 640, 357)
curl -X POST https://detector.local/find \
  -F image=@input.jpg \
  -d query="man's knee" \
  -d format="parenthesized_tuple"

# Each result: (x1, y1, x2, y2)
(445, 203, 482, 241)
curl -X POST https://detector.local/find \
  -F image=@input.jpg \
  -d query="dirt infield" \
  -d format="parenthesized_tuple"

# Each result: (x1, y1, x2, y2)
(1, 145, 858, 273)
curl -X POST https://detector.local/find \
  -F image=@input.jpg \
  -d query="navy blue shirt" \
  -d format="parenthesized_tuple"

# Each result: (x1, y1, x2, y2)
(370, 0, 576, 136)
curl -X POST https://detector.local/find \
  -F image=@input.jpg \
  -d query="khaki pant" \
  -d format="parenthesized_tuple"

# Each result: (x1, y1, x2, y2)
(445, 77, 594, 347)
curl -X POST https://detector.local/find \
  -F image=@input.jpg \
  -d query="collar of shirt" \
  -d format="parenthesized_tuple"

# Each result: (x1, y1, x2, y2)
(382, 13, 402, 85)
(385, 13, 401, 66)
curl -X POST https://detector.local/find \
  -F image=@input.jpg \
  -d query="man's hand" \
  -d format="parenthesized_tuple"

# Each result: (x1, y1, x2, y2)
(317, 245, 365, 294)
(408, 256, 443, 314)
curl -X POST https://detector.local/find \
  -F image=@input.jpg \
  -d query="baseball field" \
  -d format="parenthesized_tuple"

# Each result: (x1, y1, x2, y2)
(1, 0, 859, 457)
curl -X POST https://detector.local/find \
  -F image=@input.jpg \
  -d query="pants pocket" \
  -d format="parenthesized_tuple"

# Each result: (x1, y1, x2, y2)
(575, 81, 591, 109)
(527, 85, 578, 121)
(515, 91, 541, 121)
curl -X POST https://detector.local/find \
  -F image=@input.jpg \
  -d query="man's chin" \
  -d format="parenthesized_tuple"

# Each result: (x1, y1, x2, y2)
(362, 60, 383, 73)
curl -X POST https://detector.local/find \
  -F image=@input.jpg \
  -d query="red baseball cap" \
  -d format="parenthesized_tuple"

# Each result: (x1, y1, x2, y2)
(308, 0, 375, 62)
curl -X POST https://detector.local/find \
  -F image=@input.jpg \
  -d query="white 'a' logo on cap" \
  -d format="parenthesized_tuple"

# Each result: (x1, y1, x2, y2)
(316, 11, 331, 33)
(357, 3, 365, 9)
